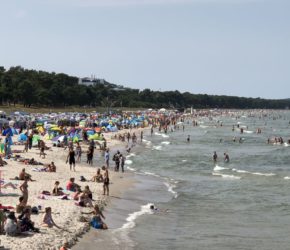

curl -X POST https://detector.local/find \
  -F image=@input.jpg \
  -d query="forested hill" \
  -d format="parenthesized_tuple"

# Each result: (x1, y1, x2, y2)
(0, 66, 289, 109)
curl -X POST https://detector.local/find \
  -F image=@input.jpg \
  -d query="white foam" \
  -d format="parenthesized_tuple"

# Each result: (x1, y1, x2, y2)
(126, 153, 136, 159)
(213, 165, 229, 171)
(121, 204, 153, 229)
(161, 141, 170, 145)
(164, 182, 178, 198)
(152, 145, 162, 151)
(284, 143, 289, 147)
(182, 160, 187, 162)
(126, 166, 136, 171)
(232, 168, 275, 176)
(232, 169, 250, 174)
(143, 139, 152, 145)
(252, 172, 276, 176)
(162, 134, 169, 138)
(284, 176, 290, 180)
(212, 172, 241, 179)
(125, 159, 133, 165)
(244, 130, 254, 134)
(143, 171, 161, 178)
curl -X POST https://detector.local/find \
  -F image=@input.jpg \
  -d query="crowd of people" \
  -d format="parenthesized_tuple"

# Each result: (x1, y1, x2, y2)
(0, 120, 147, 250)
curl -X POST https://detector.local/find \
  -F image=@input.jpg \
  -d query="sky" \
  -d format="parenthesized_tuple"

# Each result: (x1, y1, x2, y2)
(0, 0, 289, 99)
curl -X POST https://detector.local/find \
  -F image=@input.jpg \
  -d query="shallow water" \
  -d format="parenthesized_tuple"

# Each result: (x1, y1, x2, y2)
(76, 111, 290, 250)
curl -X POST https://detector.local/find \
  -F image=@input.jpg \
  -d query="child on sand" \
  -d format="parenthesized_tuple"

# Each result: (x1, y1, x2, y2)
(41, 207, 61, 229)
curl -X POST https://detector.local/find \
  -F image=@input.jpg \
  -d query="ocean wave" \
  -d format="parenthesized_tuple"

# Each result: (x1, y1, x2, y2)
(126, 153, 136, 159)
(125, 159, 133, 165)
(164, 182, 178, 198)
(121, 204, 154, 229)
(154, 132, 169, 138)
(252, 172, 276, 176)
(143, 171, 161, 178)
(284, 176, 290, 180)
(212, 172, 241, 180)
(232, 168, 275, 176)
(161, 141, 170, 145)
(142, 139, 152, 145)
(126, 166, 136, 171)
(213, 165, 229, 171)
(232, 168, 250, 174)
(182, 160, 187, 162)
(152, 145, 162, 151)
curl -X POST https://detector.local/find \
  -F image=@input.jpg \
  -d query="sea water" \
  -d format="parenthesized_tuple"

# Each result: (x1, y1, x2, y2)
(75, 111, 290, 250)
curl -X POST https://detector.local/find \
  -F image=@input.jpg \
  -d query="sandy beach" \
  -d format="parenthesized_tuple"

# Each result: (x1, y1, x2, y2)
(0, 129, 143, 250)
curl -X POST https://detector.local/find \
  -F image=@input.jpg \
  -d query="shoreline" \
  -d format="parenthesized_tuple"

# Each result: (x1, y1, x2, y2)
(0, 128, 146, 250)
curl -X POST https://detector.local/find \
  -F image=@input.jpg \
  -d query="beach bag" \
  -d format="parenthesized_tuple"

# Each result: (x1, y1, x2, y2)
(31, 206, 39, 214)
(80, 176, 86, 182)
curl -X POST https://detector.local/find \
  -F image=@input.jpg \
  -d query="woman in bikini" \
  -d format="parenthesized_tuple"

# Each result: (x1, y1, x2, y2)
(103, 169, 109, 196)
(66, 148, 76, 171)
(19, 176, 29, 206)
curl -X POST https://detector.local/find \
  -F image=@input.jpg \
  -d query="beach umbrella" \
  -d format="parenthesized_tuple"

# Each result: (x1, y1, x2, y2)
(50, 127, 61, 132)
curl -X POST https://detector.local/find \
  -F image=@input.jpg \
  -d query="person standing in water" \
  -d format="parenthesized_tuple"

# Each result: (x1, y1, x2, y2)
(224, 153, 230, 163)
(213, 151, 218, 163)
(187, 135, 190, 142)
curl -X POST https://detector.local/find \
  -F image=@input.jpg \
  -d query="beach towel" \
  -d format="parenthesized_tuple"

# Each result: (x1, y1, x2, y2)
(32, 168, 47, 172)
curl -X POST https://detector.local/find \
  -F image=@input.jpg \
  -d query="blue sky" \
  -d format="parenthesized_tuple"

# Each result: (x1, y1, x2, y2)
(1, 0, 289, 99)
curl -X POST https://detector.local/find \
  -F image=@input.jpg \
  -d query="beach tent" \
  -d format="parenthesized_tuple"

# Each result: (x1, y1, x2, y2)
(88, 134, 103, 141)
(18, 133, 28, 142)
(50, 127, 61, 132)
(32, 134, 41, 147)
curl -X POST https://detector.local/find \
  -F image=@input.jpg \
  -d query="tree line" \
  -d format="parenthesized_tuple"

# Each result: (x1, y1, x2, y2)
(0, 66, 289, 109)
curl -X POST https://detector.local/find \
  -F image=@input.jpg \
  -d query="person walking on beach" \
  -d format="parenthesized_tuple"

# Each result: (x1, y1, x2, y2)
(87, 146, 93, 165)
(66, 148, 76, 171)
(120, 154, 125, 173)
(127, 132, 131, 143)
(140, 131, 143, 142)
(39, 140, 46, 159)
(103, 169, 109, 196)
(23, 134, 29, 153)
(113, 151, 120, 171)
(76, 142, 82, 162)
(105, 148, 110, 169)
(28, 132, 33, 150)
